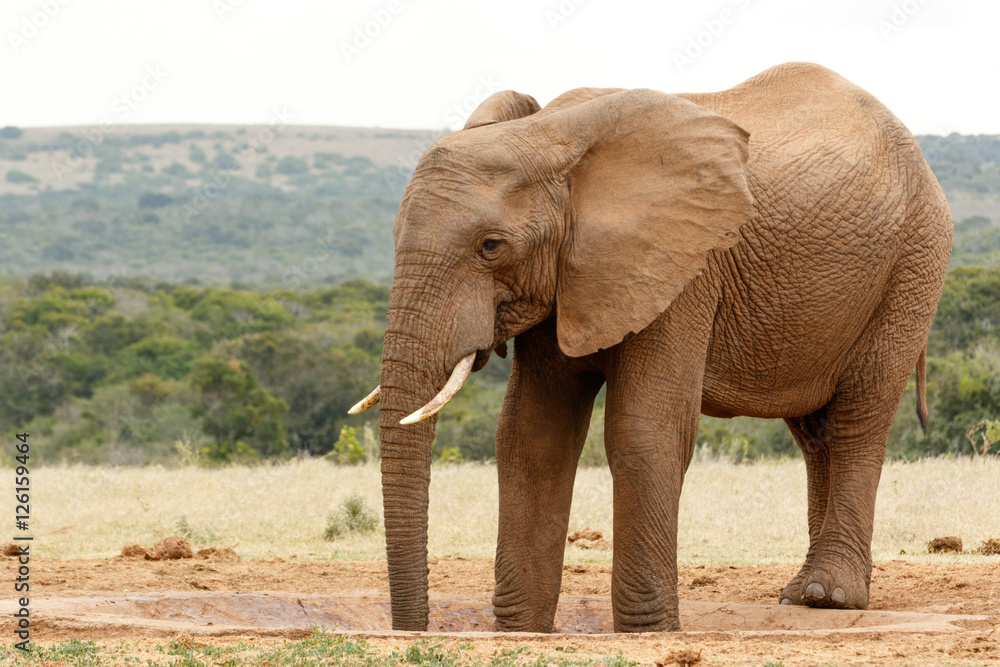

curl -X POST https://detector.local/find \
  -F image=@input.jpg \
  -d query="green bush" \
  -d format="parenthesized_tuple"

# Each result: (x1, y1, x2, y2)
(188, 144, 206, 163)
(275, 156, 309, 175)
(329, 426, 366, 464)
(6, 169, 36, 183)
(189, 357, 289, 458)
(323, 494, 378, 540)
(138, 192, 173, 209)
(162, 162, 193, 177)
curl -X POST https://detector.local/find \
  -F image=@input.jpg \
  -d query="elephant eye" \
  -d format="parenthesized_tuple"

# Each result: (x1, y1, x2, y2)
(479, 238, 502, 257)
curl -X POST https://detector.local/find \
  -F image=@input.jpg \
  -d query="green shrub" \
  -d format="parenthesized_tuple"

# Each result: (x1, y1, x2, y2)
(435, 445, 464, 464)
(275, 156, 309, 175)
(323, 494, 378, 540)
(6, 169, 36, 183)
(329, 426, 366, 464)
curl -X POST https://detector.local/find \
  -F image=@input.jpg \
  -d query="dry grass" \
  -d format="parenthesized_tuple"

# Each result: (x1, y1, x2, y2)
(10, 458, 999, 563)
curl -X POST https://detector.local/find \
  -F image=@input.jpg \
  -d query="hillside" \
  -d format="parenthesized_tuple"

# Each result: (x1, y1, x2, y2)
(0, 124, 442, 285)
(0, 125, 998, 286)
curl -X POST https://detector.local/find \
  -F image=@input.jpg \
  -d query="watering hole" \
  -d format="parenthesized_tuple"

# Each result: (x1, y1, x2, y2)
(19, 593, 984, 638)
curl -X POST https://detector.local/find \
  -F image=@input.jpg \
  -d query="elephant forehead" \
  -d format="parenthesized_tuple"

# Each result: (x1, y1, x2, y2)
(417, 130, 527, 177)
(398, 186, 500, 241)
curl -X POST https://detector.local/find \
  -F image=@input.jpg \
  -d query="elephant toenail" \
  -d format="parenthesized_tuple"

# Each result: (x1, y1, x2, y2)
(805, 583, 826, 599)
(780, 598, 792, 605)
(832, 587, 846, 605)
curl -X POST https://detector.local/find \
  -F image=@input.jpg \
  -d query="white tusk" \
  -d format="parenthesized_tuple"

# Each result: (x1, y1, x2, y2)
(400, 353, 475, 425)
(348, 385, 381, 414)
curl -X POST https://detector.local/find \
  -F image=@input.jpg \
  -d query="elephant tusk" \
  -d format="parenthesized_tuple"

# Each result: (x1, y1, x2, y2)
(400, 352, 475, 425)
(348, 385, 381, 414)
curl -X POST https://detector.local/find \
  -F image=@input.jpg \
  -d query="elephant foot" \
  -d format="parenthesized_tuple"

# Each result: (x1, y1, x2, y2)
(779, 558, 870, 609)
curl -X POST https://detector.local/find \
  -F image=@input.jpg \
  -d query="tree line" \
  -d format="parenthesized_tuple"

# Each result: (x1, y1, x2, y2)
(1, 267, 997, 466)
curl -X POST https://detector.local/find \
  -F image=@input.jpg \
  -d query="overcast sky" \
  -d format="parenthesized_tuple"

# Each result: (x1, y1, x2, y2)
(2, 0, 997, 135)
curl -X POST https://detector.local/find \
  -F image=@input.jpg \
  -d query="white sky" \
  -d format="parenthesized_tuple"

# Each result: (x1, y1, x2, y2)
(1, 0, 997, 135)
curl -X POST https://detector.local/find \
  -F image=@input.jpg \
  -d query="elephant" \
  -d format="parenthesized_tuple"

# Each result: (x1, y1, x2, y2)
(349, 62, 953, 633)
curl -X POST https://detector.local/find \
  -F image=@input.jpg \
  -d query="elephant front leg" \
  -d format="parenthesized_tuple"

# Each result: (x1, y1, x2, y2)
(604, 402, 699, 632)
(493, 323, 603, 632)
(603, 328, 710, 632)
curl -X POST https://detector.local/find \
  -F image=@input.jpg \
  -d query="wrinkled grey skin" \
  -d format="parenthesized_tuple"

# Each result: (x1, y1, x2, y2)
(372, 63, 953, 633)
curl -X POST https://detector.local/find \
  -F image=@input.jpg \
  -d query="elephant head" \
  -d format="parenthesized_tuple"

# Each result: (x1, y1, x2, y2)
(350, 87, 754, 630)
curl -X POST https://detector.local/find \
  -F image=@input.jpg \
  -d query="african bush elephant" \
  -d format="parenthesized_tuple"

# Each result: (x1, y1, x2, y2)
(349, 62, 952, 632)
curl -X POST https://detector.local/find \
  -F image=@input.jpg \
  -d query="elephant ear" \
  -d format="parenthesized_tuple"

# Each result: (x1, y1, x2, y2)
(464, 90, 541, 129)
(534, 88, 753, 357)
(537, 87, 625, 115)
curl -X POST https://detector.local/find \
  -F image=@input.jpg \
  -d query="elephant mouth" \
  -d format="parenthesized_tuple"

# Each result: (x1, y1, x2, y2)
(472, 348, 493, 372)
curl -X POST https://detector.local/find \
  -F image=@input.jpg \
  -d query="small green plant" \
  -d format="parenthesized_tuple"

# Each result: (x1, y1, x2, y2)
(329, 426, 367, 465)
(176, 514, 194, 538)
(968, 419, 1000, 456)
(174, 514, 218, 544)
(405, 640, 454, 664)
(323, 493, 378, 541)
(435, 445, 464, 464)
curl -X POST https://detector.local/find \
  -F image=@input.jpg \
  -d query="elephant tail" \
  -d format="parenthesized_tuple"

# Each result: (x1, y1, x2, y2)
(915, 345, 928, 434)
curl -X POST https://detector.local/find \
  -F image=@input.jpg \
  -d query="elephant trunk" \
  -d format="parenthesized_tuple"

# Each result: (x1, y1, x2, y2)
(377, 281, 448, 631)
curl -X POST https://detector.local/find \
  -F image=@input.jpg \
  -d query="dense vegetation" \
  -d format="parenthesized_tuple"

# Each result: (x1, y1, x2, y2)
(0, 264, 997, 465)
(0, 127, 997, 464)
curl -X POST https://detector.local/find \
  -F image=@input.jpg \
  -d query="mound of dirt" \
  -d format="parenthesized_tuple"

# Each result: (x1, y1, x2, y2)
(975, 538, 1000, 555)
(927, 536, 963, 553)
(656, 648, 703, 667)
(568, 528, 610, 550)
(2, 542, 21, 557)
(120, 543, 154, 560)
(691, 576, 717, 587)
(196, 546, 240, 561)
(153, 537, 194, 560)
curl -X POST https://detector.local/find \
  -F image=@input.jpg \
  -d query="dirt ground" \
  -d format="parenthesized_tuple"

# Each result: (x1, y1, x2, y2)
(3, 556, 999, 665)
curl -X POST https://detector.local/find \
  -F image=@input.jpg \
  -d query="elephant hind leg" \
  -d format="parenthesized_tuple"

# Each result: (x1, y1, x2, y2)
(780, 388, 900, 610)
(779, 408, 833, 605)
(780, 275, 932, 609)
